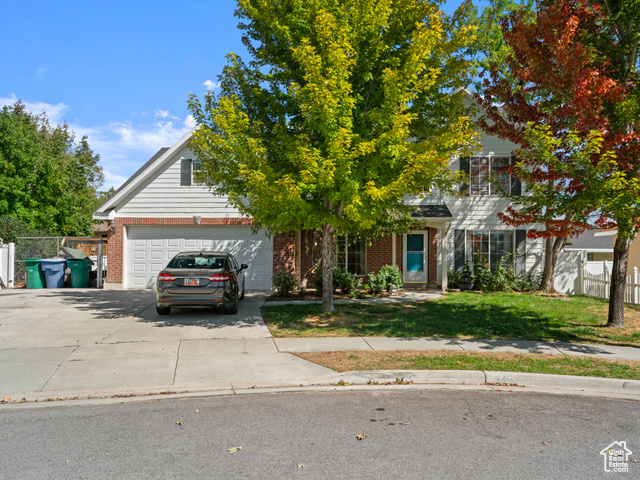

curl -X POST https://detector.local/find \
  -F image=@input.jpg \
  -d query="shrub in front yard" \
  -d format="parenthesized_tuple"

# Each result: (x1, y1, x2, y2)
(313, 267, 363, 295)
(273, 270, 297, 297)
(514, 270, 541, 292)
(378, 265, 403, 291)
(471, 255, 541, 293)
(472, 256, 516, 292)
(366, 271, 387, 294)
(447, 269, 462, 288)
(333, 267, 363, 294)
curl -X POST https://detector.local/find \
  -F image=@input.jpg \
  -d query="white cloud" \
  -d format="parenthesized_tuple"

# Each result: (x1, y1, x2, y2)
(203, 79, 221, 91)
(71, 118, 195, 190)
(1, 94, 196, 191)
(36, 67, 48, 77)
(0, 94, 69, 123)
(184, 114, 196, 129)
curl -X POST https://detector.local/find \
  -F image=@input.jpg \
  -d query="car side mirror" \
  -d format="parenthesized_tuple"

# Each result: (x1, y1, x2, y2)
(240, 263, 248, 271)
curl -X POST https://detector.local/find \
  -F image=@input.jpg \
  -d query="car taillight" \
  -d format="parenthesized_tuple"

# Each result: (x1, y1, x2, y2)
(209, 274, 231, 282)
(157, 272, 176, 281)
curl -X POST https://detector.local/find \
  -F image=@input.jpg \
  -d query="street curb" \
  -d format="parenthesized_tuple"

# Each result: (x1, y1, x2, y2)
(2, 369, 640, 408)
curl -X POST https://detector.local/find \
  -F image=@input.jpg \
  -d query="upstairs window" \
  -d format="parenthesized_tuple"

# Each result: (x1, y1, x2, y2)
(181, 158, 208, 186)
(461, 156, 521, 196)
(470, 156, 512, 195)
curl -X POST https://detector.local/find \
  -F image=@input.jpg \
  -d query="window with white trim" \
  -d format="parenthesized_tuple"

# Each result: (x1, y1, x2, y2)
(466, 230, 514, 269)
(335, 236, 366, 275)
(192, 159, 202, 182)
(469, 156, 512, 196)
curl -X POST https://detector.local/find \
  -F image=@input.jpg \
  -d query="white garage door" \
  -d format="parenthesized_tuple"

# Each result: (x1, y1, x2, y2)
(125, 226, 273, 290)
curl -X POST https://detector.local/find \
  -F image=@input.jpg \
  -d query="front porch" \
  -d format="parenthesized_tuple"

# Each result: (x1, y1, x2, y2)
(295, 204, 454, 292)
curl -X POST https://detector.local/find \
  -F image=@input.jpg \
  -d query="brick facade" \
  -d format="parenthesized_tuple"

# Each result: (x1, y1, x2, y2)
(295, 228, 438, 286)
(299, 230, 318, 281)
(106, 217, 254, 284)
(272, 233, 297, 277)
(106, 219, 439, 288)
(366, 236, 394, 274)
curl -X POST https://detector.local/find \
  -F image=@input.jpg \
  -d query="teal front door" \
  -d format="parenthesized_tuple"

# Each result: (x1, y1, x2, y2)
(403, 232, 428, 283)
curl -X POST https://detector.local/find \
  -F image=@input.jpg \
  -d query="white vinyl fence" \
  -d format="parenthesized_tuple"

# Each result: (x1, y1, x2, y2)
(0, 242, 15, 288)
(584, 266, 640, 305)
(555, 251, 640, 305)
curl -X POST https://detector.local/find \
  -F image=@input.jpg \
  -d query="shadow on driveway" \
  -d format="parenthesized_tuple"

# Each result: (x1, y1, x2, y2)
(50, 289, 269, 332)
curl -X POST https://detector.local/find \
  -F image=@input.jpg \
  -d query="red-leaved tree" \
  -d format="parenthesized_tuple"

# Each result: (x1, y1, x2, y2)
(476, 0, 624, 292)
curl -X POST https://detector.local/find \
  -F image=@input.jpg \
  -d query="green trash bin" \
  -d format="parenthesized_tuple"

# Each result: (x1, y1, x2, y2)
(24, 258, 46, 289)
(67, 258, 93, 288)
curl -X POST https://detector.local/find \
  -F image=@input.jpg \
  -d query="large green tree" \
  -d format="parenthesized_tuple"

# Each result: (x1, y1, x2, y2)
(0, 102, 105, 239)
(189, 0, 478, 312)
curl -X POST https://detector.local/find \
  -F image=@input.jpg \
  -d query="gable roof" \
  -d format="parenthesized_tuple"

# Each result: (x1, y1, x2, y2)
(564, 229, 614, 252)
(96, 146, 170, 211)
(93, 129, 194, 219)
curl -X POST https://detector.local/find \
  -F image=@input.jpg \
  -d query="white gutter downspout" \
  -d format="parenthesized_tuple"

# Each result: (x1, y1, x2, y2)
(441, 222, 452, 292)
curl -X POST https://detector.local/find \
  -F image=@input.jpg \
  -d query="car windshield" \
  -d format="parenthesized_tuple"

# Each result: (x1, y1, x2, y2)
(168, 255, 227, 269)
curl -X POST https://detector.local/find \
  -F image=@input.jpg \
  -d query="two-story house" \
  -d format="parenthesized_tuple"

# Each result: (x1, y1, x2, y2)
(93, 107, 543, 291)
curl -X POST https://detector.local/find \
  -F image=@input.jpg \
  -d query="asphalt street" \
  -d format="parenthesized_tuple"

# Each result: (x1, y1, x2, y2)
(2, 389, 639, 479)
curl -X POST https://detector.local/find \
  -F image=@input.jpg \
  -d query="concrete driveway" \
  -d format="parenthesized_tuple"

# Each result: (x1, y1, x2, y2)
(0, 289, 333, 396)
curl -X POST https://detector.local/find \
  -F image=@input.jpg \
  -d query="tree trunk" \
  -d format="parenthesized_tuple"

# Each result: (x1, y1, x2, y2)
(540, 236, 566, 292)
(607, 236, 632, 328)
(321, 223, 335, 313)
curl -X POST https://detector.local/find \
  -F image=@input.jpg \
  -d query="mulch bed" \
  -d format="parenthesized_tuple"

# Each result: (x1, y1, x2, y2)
(265, 289, 399, 302)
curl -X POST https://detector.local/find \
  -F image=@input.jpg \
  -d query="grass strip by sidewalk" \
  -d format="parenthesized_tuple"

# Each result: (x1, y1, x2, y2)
(294, 350, 640, 380)
(263, 292, 640, 346)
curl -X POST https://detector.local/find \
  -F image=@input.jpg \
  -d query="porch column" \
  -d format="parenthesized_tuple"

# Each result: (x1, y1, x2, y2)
(441, 226, 448, 292)
(392, 234, 396, 266)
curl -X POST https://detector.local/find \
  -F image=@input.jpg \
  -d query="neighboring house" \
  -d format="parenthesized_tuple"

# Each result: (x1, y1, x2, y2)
(564, 229, 614, 262)
(555, 228, 615, 294)
(93, 101, 543, 291)
(594, 228, 640, 273)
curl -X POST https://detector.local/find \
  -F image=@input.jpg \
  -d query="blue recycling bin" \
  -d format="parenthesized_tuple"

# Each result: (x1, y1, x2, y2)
(41, 258, 67, 289)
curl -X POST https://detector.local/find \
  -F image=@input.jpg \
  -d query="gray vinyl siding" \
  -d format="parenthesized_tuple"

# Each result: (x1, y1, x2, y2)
(115, 145, 244, 218)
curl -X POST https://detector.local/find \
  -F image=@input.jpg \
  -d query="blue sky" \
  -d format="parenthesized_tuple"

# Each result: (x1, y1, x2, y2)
(2, 0, 475, 190)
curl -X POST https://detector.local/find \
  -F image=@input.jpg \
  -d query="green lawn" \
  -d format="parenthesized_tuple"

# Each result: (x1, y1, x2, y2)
(295, 351, 640, 380)
(262, 292, 640, 346)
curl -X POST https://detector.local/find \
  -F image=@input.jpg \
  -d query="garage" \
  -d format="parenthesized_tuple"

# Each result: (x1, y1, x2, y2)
(124, 226, 273, 290)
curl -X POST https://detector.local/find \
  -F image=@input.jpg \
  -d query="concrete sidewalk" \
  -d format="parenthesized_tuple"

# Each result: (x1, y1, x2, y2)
(1, 288, 640, 403)
(272, 336, 640, 360)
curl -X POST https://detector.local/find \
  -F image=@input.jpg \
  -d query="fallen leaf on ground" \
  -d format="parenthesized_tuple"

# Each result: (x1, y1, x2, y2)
(632, 459, 638, 463)
(1, 397, 11, 404)
(228, 446, 242, 453)
(356, 434, 368, 441)
(297, 464, 304, 469)
(541, 442, 548, 446)
(176, 422, 182, 426)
